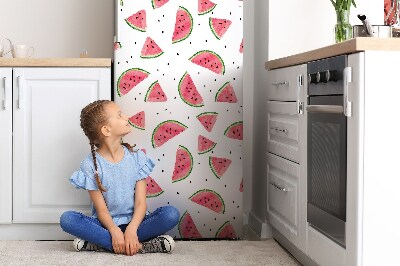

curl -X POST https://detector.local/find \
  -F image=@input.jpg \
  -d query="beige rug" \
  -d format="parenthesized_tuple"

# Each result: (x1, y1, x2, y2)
(0, 239, 301, 265)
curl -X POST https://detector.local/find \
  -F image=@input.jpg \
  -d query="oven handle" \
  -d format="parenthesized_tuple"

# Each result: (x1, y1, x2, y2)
(306, 105, 343, 114)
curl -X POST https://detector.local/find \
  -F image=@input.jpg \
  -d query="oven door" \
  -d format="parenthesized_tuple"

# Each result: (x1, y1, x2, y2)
(306, 95, 347, 248)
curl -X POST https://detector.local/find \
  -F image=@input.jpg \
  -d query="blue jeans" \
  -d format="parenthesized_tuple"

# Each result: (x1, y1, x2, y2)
(60, 206, 179, 252)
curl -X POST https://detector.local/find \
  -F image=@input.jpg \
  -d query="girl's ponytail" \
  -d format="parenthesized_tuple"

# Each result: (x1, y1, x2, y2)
(90, 142, 107, 192)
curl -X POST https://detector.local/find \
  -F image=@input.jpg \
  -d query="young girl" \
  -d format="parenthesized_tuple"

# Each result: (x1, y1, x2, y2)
(60, 100, 179, 256)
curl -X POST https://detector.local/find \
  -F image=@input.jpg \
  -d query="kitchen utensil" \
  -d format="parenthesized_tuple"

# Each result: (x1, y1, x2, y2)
(0, 38, 12, 57)
(352, 14, 392, 38)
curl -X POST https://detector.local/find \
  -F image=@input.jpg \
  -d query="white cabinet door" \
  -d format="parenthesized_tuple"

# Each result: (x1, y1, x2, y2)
(0, 68, 12, 224)
(13, 67, 111, 223)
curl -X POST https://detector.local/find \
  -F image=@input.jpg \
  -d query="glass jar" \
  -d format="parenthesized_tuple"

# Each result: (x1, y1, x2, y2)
(335, 9, 352, 43)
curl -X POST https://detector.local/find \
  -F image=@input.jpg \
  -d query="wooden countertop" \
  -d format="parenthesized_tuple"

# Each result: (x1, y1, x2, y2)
(265, 37, 400, 70)
(0, 58, 111, 67)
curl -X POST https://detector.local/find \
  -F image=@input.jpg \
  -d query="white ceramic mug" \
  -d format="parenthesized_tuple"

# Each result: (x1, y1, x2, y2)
(11, 44, 34, 58)
(0, 38, 12, 57)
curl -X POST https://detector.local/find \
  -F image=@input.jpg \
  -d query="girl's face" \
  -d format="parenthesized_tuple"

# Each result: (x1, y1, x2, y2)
(102, 102, 132, 138)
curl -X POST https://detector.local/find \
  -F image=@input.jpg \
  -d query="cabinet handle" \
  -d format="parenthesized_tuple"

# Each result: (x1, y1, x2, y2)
(272, 81, 289, 87)
(269, 181, 290, 192)
(270, 127, 288, 134)
(2, 77, 6, 110)
(17, 76, 23, 109)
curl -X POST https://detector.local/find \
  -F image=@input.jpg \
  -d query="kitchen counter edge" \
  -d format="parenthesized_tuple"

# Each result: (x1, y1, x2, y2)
(0, 58, 111, 67)
(265, 37, 400, 70)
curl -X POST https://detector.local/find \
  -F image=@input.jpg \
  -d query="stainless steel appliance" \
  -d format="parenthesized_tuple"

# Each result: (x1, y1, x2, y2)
(306, 55, 348, 248)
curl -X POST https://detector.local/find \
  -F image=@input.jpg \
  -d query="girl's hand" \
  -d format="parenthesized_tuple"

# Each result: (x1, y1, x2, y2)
(110, 227, 126, 254)
(124, 227, 141, 256)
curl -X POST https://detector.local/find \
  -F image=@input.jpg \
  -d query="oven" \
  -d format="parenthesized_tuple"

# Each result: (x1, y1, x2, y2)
(306, 55, 348, 248)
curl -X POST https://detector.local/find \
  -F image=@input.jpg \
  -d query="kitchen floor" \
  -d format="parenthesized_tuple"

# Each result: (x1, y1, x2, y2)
(0, 227, 301, 265)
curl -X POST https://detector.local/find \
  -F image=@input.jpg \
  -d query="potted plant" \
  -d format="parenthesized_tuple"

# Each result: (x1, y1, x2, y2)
(331, 0, 357, 42)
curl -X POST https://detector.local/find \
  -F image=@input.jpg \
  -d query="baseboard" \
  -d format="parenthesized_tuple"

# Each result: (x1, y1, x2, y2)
(248, 211, 272, 239)
(272, 228, 318, 266)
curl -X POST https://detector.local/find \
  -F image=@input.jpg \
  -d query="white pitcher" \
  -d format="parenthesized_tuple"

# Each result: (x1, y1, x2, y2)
(0, 38, 12, 57)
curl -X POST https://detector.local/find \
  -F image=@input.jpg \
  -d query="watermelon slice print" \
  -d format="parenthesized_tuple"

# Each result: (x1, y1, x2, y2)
(189, 189, 225, 214)
(172, 6, 193, 44)
(114, 42, 122, 50)
(125, 10, 147, 32)
(117, 68, 150, 97)
(239, 38, 244, 53)
(198, 135, 216, 154)
(128, 111, 145, 130)
(145, 176, 164, 198)
(141, 37, 164, 59)
(189, 50, 225, 75)
(178, 72, 204, 107)
(215, 221, 237, 239)
(145, 81, 167, 102)
(172, 145, 193, 183)
(224, 121, 243, 140)
(196, 112, 218, 132)
(198, 0, 217, 15)
(215, 82, 238, 103)
(151, 120, 187, 148)
(239, 178, 243, 192)
(209, 18, 232, 40)
(152, 0, 169, 9)
(178, 211, 202, 239)
(209, 156, 232, 179)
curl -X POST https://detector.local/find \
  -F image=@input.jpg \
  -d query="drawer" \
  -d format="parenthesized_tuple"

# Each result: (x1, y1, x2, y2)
(267, 101, 299, 163)
(266, 64, 306, 101)
(267, 153, 299, 244)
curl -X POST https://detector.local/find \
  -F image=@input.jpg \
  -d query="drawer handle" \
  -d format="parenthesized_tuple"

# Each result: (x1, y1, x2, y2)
(270, 181, 290, 192)
(272, 81, 289, 87)
(270, 127, 288, 134)
(2, 77, 6, 110)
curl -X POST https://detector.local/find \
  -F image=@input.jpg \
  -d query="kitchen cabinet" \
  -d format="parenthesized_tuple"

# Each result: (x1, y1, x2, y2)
(0, 63, 110, 239)
(266, 64, 307, 252)
(266, 38, 400, 266)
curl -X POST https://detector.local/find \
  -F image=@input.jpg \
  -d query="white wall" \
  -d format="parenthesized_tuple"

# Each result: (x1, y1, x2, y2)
(0, 0, 114, 58)
(269, 0, 383, 60)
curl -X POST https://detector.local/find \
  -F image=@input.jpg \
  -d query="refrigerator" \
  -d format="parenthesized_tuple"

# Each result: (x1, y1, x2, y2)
(114, 0, 243, 239)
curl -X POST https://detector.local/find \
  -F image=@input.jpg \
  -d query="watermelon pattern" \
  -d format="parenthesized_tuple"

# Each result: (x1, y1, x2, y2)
(115, 0, 243, 239)
(146, 176, 164, 197)
(179, 211, 202, 238)
(117, 68, 150, 96)
(215, 82, 238, 103)
(198, 0, 217, 15)
(125, 10, 147, 32)
(152, 0, 169, 9)
(209, 156, 232, 179)
(141, 37, 164, 59)
(189, 189, 225, 214)
(151, 120, 187, 148)
(196, 112, 218, 132)
(178, 72, 204, 107)
(189, 50, 225, 75)
(198, 135, 216, 154)
(172, 6, 193, 44)
(224, 121, 243, 140)
(172, 145, 193, 183)
(215, 221, 237, 238)
(145, 81, 167, 102)
(128, 111, 145, 130)
(209, 18, 232, 40)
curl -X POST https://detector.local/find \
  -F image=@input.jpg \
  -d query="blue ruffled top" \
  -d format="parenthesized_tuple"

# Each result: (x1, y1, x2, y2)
(70, 146, 155, 226)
